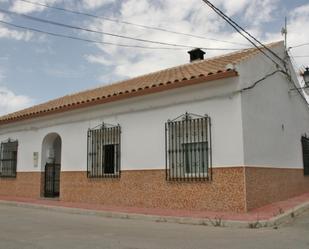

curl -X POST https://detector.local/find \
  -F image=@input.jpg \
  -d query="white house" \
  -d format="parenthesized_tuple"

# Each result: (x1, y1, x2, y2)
(0, 41, 308, 212)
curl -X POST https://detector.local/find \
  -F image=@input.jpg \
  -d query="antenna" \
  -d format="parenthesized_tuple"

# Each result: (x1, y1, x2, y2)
(281, 17, 287, 50)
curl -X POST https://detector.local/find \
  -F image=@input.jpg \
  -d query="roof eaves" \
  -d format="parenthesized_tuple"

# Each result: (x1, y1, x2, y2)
(0, 70, 238, 126)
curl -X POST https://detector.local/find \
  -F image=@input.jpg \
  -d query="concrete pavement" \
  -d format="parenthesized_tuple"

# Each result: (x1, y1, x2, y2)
(0, 204, 309, 249)
(1, 193, 309, 228)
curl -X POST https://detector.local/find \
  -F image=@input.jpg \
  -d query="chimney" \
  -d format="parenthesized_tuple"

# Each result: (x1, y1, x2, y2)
(188, 48, 205, 62)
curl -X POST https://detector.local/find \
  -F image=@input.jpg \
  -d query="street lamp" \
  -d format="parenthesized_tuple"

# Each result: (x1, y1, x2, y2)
(303, 67, 309, 87)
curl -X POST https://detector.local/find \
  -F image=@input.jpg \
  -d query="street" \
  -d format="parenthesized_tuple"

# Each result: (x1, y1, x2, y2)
(0, 204, 308, 249)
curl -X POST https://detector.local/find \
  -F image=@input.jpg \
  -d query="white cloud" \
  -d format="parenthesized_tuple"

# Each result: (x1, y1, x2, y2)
(0, 25, 32, 40)
(82, 0, 114, 10)
(81, 0, 309, 84)
(220, 0, 250, 16)
(0, 86, 34, 115)
(9, 0, 114, 13)
(0, 10, 33, 40)
(263, 3, 309, 72)
(2, 0, 307, 90)
(85, 54, 114, 66)
(83, 0, 255, 80)
(244, 0, 280, 25)
(287, 4, 309, 71)
(10, 0, 59, 14)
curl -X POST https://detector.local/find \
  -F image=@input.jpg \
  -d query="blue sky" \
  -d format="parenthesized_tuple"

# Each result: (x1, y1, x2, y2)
(0, 0, 308, 115)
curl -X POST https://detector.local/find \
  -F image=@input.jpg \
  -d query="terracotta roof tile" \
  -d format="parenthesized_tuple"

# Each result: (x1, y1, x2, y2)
(0, 41, 282, 125)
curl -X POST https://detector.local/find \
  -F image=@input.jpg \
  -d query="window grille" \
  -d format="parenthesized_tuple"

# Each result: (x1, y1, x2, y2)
(301, 136, 309, 176)
(87, 123, 121, 178)
(0, 139, 18, 178)
(165, 113, 212, 181)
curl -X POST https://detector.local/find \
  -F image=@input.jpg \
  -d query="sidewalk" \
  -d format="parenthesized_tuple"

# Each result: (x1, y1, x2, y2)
(1, 193, 309, 228)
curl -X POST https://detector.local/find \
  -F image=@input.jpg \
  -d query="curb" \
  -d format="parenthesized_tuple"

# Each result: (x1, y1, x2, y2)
(0, 200, 308, 229)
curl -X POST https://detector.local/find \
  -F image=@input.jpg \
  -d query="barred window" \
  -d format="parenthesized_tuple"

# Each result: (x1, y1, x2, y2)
(301, 136, 309, 176)
(0, 139, 18, 178)
(165, 113, 212, 181)
(87, 123, 121, 178)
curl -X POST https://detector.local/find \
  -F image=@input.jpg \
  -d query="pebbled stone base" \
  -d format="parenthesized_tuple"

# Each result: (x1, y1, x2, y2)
(60, 168, 246, 212)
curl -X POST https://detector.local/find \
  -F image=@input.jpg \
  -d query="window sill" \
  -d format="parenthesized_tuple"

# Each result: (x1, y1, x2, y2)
(87, 173, 120, 179)
(0, 175, 17, 179)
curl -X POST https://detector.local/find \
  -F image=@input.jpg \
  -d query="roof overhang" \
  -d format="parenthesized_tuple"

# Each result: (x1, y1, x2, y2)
(0, 70, 238, 126)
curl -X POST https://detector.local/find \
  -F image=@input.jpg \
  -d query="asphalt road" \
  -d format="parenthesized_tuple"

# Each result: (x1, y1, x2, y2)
(0, 204, 308, 249)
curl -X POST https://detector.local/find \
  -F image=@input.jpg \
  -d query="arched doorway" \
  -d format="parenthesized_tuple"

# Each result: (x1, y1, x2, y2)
(41, 133, 61, 198)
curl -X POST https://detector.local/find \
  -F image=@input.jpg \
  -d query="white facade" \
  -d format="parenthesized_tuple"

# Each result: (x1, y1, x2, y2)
(239, 44, 309, 168)
(0, 76, 244, 172)
(0, 42, 308, 172)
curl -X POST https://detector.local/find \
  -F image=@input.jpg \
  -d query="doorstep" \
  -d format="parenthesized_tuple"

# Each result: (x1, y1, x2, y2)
(0, 193, 309, 228)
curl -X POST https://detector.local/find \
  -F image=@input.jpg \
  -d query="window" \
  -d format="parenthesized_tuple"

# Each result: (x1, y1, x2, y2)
(183, 142, 208, 175)
(87, 123, 121, 178)
(165, 113, 212, 181)
(301, 136, 309, 176)
(0, 139, 18, 178)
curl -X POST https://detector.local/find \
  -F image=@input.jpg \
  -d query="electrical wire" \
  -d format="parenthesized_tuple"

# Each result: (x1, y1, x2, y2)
(0, 8, 247, 51)
(289, 42, 309, 49)
(16, 0, 249, 46)
(201, 0, 307, 105)
(0, 19, 189, 50)
(286, 52, 309, 105)
(290, 55, 309, 58)
(241, 70, 282, 91)
(201, 0, 286, 69)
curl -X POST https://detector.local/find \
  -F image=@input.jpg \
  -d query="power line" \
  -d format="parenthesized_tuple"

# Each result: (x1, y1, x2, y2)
(241, 70, 281, 91)
(0, 8, 246, 51)
(201, 0, 307, 105)
(289, 42, 309, 49)
(201, 0, 286, 69)
(291, 55, 309, 58)
(0, 20, 189, 50)
(287, 52, 309, 105)
(16, 0, 249, 46)
(0, 20, 246, 52)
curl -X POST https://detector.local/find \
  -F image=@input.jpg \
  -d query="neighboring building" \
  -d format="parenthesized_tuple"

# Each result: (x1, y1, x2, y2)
(0, 41, 308, 212)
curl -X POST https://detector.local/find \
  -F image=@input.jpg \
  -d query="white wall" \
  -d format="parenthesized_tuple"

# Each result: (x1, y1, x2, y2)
(0, 76, 244, 172)
(240, 43, 309, 168)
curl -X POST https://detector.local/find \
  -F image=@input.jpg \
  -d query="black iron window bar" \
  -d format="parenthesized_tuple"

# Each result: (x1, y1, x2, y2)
(165, 113, 212, 181)
(0, 139, 18, 178)
(301, 135, 309, 176)
(87, 122, 121, 178)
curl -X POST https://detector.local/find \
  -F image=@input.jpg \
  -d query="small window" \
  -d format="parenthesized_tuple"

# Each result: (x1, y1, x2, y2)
(0, 139, 18, 178)
(87, 123, 121, 178)
(301, 136, 309, 176)
(165, 113, 212, 181)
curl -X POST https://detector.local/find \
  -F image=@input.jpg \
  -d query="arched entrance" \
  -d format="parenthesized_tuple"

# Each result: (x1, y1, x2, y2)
(41, 133, 61, 198)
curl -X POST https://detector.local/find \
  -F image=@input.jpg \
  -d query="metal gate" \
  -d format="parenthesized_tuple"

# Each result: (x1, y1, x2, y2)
(44, 163, 60, 197)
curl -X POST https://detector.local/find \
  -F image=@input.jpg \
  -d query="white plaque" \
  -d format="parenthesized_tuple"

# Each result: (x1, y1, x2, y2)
(33, 152, 39, 168)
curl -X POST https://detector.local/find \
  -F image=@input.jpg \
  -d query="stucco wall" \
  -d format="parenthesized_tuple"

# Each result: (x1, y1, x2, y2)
(239, 43, 309, 168)
(0, 76, 244, 172)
